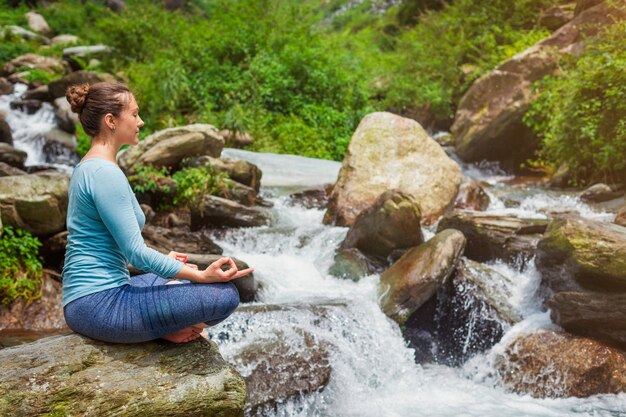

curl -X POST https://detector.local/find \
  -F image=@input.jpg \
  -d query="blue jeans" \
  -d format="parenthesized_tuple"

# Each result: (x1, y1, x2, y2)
(64, 273, 239, 343)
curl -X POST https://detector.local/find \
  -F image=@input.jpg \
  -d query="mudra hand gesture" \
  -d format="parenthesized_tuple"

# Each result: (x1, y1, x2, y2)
(168, 251, 254, 283)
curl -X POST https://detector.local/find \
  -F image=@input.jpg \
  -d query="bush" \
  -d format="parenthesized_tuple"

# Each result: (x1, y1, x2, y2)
(128, 164, 171, 195)
(0, 226, 43, 305)
(524, 21, 626, 185)
(172, 166, 233, 206)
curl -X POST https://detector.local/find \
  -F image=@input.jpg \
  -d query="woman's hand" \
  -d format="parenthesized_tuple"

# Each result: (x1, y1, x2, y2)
(168, 251, 198, 269)
(201, 257, 254, 283)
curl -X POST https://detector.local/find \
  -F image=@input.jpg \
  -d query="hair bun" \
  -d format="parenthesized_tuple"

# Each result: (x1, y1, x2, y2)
(66, 84, 90, 114)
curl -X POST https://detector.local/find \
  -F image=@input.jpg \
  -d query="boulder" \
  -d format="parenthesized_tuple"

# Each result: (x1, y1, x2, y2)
(142, 224, 223, 257)
(0, 275, 66, 332)
(454, 179, 490, 211)
(437, 210, 548, 264)
(539, 4, 575, 31)
(378, 229, 466, 324)
(25, 11, 52, 37)
(2, 53, 65, 76)
(63, 45, 113, 71)
(0, 142, 27, 169)
(51, 34, 79, 47)
(118, 124, 224, 173)
(0, 162, 26, 177)
(218, 129, 254, 148)
(233, 330, 330, 415)
(452, 1, 626, 168)
(548, 291, 626, 349)
(0, 77, 13, 95)
(288, 184, 333, 209)
(106, 0, 127, 12)
(616, 205, 626, 227)
(47, 71, 116, 100)
(0, 334, 246, 416)
(10, 99, 42, 115)
(575, 0, 603, 15)
(580, 183, 623, 203)
(496, 331, 626, 398)
(1, 26, 50, 45)
(0, 173, 69, 236)
(40, 230, 69, 271)
(23, 84, 51, 101)
(53, 96, 79, 134)
(324, 112, 461, 226)
(535, 216, 626, 293)
(328, 247, 385, 281)
(190, 195, 271, 230)
(42, 129, 80, 166)
(0, 115, 12, 145)
(182, 155, 262, 192)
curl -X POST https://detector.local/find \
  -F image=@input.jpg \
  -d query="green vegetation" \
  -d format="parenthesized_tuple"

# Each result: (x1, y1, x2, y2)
(0, 226, 43, 305)
(525, 21, 626, 185)
(128, 164, 171, 195)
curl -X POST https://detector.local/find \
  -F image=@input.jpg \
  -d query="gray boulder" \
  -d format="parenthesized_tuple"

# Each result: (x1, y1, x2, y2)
(3, 53, 65, 76)
(25, 11, 52, 37)
(0, 142, 27, 169)
(0, 77, 13, 95)
(539, 4, 575, 31)
(0, 114, 12, 145)
(0, 162, 26, 177)
(378, 229, 466, 324)
(580, 183, 623, 203)
(63, 45, 113, 71)
(23, 85, 51, 101)
(53, 96, 79, 133)
(1, 26, 50, 45)
(454, 179, 490, 211)
(190, 195, 271, 230)
(0, 334, 246, 416)
(51, 34, 79, 47)
(0, 173, 69, 236)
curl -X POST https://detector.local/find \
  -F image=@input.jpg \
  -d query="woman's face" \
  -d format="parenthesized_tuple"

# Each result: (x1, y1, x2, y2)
(115, 94, 144, 146)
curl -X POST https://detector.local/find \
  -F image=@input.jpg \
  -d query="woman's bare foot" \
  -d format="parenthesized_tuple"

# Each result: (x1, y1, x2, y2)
(162, 326, 202, 343)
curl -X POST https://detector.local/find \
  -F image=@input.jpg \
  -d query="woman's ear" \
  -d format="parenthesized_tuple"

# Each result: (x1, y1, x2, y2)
(104, 113, 116, 130)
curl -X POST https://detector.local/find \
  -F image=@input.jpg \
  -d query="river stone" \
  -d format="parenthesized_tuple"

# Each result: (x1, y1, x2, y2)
(25, 11, 52, 37)
(0, 334, 246, 416)
(0, 173, 69, 236)
(454, 179, 490, 211)
(183, 155, 263, 193)
(535, 215, 626, 293)
(324, 112, 461, 226)
(0, 275, 66, 332)
(452, 1, 625, 168)
(378, 229, 466, 324)
(63, 45, 113, 71)
(10, 98, 43, 115)
(0, 115, 12, 145)
(329, 247, 385, 281)
(580, 183, 623, 203)
(437, 210, 548, 264)
(496, 330, 626, 398)
(3, 53, 64, 76)
(191, 195, 271, 230)
(616, 205, 626, 227)
(53, 96, 79, 133)
(185, 254, 258, 303)
(0, 162, 26, 177)
(119, 124, 224, 173)
(51, 34, 79, 46)
(0, 142, 27, 169)
(288, 184, 333, 209)
(218, 129, 254, 148)
(234, 329, 330, 415)
(142, 223, 223, 256)
(540, 4, 575, 30)
(47, 70, 116, 100)
(548, 291, 626, 349)
(0, 77, 13, 95)
(1, 26, 50, 45)
(340, 190, 423, 260)
(23, 84, 51, 101)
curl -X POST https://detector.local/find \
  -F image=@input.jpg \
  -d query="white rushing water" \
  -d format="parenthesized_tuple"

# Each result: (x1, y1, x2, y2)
(205, 151, 626, 417)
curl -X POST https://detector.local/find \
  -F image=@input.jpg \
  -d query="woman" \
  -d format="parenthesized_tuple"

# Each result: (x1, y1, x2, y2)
(62, 82, 252, 344)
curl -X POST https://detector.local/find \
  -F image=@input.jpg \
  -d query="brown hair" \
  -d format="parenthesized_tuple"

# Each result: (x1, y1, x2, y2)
(66, 82, 132, 137)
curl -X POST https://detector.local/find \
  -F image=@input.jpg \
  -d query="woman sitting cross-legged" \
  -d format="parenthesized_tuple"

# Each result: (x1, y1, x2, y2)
(62, 82, 252, 344)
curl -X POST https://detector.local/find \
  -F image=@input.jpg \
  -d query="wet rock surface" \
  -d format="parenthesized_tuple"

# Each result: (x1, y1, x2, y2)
(191, 195, 272, 229)
(0, 334, 246, 416)
(454, 180, 490, 211)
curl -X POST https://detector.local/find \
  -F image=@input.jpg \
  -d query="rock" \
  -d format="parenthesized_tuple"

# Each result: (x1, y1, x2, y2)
(0, 77, 13, 95)
(580, 183, 623, 203)
(105, 0, 126, 12)
(535, 215, 626, 293)
(142, 224, 223, 257)
(233, 330, 330, 415)
(118, 124, 224, 173)
(496, 331, 626, 398)
(340, 190, 423, 260)
(10, 99, 42, 115)
(378, 229, 466, 324)
(0, 142, 27, 169)
(42, 129, 80, 166)
(452, 1, 625, 169)
(226, 181, 258, 207)
(182, 155, 262, 193)
(40, 231, 69, 271)
(454, 179, 490, 211)
(63, 45, 113, 71)
(190, 195, 271, 229)
(23, 84, 50, 101)
(288, 184, 333, 209)
(575, 0, 603, 15)
(437, 210, 548, 264)
(540, 4, 575, 31)
(53, 96, 79, 134)
(0, 162, 26, 177)
(25, 11, 52, 37)
(2, 25, 50, 45)
(140, 203, 156, 223)
(51, 34, 79, 47)
(548, 162, 574, 188)
(548, 291, 626, 349)
(328, 247, 384, 281)
(0, 173, 69, 236)
(616, 205, 626, 227)
(0, 275, 66, 332)
(324, 112, 461, 226)
(218, 129, 254, 148)
(131, 175, 177, 209)
(403, 259, 519, 365)
(164, 0, 187, 11)
(2, 53, 65, 76)
(47, 70, 116, 100)
(0, 334, 246, 416)
(0, 114, 12, 145)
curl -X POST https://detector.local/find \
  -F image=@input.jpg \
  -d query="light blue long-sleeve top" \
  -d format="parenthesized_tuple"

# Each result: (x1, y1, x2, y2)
(62, 158, 183, 307)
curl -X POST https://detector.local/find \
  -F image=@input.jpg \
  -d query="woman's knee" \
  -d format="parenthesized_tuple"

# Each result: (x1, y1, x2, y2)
(222, 282, 240, 315)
